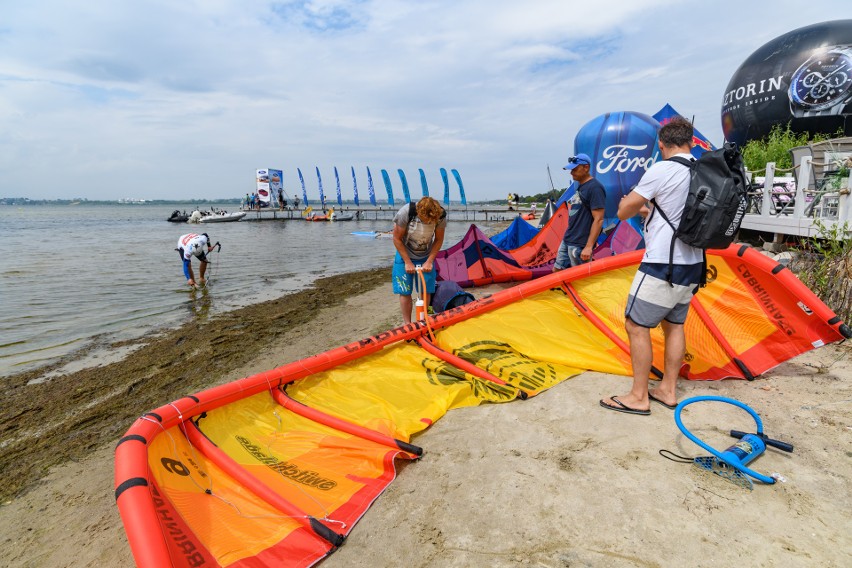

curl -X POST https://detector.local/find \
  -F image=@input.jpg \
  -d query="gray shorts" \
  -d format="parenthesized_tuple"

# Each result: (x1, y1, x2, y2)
(624, 262, 703, 327)
(554, 241, 586, 270)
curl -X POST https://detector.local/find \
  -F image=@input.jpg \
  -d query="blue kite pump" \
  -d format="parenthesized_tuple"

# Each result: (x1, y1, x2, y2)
(674, 396, 794, 489)
(719, 433, 766, 468)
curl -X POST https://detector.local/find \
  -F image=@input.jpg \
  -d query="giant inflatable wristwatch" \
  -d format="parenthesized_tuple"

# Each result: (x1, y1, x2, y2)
(788, 45, 852, 117)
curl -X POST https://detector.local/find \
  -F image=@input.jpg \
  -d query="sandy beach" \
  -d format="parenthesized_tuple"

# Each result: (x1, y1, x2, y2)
(1, 267, 851, 567)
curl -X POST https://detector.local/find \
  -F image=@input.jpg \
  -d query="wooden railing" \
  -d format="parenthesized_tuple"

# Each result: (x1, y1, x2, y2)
(742, 155, 851, 238)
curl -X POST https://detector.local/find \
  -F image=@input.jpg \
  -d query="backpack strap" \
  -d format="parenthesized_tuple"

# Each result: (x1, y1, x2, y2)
(667, 156, 694, 168)
(649, 198, 677, 286)
(648, 157, 695, 286)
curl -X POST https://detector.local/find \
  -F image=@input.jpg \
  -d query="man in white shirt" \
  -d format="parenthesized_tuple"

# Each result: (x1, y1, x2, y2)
(177, 233, 214, 288)
(600, 117, 703, 415)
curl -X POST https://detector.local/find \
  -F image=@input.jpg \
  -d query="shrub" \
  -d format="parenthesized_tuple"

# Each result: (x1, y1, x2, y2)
(740, 123, 837, 172)
(790, 220, 852, 323)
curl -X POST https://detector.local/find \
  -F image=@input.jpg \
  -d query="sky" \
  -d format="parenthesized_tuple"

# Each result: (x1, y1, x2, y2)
(0, 1, 849, 202)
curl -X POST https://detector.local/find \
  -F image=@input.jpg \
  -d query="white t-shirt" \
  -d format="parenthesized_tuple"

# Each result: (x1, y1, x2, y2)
(633, 153, 703, 265)
(177, 233, 209, 260)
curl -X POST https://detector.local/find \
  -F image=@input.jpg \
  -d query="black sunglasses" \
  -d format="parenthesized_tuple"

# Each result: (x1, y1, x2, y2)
(567, 156, 589, 164)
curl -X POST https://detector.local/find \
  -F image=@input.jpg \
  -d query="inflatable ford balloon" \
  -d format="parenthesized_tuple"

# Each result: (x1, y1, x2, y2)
(722, 19, 852, 147)
(573, 111, 661, 221)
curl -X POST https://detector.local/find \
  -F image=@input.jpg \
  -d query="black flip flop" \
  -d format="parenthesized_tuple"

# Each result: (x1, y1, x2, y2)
(648, 391, 677, 410)
(599, 396, 650, 416)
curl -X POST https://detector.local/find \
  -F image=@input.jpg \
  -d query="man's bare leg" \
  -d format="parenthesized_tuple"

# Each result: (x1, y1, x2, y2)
(649, 320, 684, 407)
(602, 317, 651, 411)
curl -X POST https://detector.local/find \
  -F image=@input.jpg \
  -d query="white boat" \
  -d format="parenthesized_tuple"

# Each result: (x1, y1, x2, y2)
(187, 209, 246, 223)
(198, 211, 246, 223)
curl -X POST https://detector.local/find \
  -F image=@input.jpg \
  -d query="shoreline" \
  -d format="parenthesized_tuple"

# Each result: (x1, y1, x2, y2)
(0, 265, 394, 502)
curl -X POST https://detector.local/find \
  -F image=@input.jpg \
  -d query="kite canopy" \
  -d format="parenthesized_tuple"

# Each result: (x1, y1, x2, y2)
(434, 204, 570, 287)
(490, 215, 539, 250)
(115, 245, 850, 567)
(592, 221, 645, 260)
(436, 204, 644, 288)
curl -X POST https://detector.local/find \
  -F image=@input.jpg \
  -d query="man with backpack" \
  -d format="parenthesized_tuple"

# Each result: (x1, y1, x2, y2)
(600, 117, 703, 415)
(392, 197, 447, 324)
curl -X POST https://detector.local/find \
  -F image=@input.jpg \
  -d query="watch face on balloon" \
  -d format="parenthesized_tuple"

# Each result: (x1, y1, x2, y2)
(789, 47, 852, 111)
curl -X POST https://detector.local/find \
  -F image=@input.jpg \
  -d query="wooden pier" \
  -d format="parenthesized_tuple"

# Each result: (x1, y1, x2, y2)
(239, 205, 537, 223)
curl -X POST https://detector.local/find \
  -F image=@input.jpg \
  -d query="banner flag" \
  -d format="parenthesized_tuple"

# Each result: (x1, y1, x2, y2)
(269, 169, 284, 199)
(367, 167, 376, 205)
(418, 168, 429, 197)
(297, 168, 309, 206)
(451, 169, 466, 205)
(440, 168, 450, 206)
(351, 166, 359, 206)
(398, 169, 411, 203)
(255, 169, 272, 207)
(381, 169, 395, 206)
(334, 167, 343, 206)
(316, 167, 326, 209)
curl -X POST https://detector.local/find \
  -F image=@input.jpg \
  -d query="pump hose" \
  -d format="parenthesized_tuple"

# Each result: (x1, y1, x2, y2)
(416, 267, 436, 342)
(674, 396, 776, 485)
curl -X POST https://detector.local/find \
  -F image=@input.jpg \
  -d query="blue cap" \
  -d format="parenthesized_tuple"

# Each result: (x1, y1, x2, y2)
(563, 153, 592, 170)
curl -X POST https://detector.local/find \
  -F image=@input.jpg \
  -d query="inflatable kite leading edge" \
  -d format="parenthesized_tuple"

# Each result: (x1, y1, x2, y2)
(115, 245, 850, 567)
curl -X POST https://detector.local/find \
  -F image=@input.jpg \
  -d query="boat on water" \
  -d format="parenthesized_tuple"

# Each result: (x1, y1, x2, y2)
(187, 209, 246, 223)
(114, 244, 852, 567)
(304, 213, 329, 222)
(199, 211, 246, 223)
(303, 208, 355, 222)
(167, 210, 189, 223)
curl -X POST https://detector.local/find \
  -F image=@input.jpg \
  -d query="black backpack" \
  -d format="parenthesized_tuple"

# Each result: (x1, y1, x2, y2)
(651, 143, 749, 286)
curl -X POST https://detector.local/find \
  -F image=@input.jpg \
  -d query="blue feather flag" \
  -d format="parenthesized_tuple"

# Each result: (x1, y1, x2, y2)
(366, 167, 376, 205)
(418, 168, 429, 197)
(440, 168, 450, 206)
(316, 167, 325, 208)
(451, 169, 466, 206)
(351, 166, 359, 206)
(381, 169, 395, 206)
(398, 169, 411, 203)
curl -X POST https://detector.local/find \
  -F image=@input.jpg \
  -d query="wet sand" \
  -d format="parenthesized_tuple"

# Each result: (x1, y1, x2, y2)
(2, 263, 851, 567)
(0, 267, 392, 502)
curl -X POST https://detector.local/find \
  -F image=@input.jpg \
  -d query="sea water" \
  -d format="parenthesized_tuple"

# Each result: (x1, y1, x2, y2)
(0, 203, 477, 377)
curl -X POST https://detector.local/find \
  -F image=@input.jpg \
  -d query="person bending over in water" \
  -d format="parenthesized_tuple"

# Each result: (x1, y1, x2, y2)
(177, 232, 214, 288)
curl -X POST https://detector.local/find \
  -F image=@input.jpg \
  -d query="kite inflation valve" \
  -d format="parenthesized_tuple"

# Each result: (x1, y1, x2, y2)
(415, 299, 426, 321)
(675, 396, 794, 490)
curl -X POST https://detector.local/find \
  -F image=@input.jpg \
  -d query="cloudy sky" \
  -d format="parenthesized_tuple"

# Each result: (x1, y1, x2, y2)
(0, 1, 848, 201)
